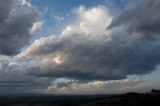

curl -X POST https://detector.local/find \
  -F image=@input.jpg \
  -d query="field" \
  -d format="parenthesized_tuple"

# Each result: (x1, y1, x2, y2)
(0, 93, 160, 106)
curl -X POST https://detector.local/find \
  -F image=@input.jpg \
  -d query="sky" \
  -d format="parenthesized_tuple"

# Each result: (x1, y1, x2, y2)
(0, 0, 160, 94)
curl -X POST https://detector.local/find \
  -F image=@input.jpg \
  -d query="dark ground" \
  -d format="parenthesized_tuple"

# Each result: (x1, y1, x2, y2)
(0, 93, 160, 106)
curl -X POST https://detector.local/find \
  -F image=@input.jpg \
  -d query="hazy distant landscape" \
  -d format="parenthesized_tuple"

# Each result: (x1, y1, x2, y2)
(0, 92, 160, 106)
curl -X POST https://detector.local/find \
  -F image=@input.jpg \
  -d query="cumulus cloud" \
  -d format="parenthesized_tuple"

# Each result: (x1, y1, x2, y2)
(1, 0, 160, 94)
(24, 6, 118, 81)
(24, 1, 160, 82)
(0, 0, 39, 56)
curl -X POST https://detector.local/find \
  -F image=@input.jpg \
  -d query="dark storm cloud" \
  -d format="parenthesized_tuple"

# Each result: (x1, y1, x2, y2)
(109, 0, 160, 37)
(0, 58, 51, 94)
(31, 66, 126, 81)
(0, 0, 39, 56)
(0, 0, 44, 93)
(29, 33, 160, 81)
(26, 0, 160, 81)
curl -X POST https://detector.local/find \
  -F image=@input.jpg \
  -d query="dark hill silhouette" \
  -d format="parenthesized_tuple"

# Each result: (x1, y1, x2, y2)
(151, 89, 160, 93)
(0, 90, 160, 106)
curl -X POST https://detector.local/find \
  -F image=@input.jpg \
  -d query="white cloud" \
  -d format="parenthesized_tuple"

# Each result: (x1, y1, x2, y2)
(78, 5, 112, 35)
(54, 15, 64, 22)
(61, 5, 112, 37)
(30, 21, 43, 34)
(19, 0, 31, 6)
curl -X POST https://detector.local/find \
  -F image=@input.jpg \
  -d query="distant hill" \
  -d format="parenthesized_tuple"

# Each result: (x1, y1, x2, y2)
(0, 93, 160, 106)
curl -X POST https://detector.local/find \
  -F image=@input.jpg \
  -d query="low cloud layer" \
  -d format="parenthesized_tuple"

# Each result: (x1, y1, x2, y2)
(0, 0, 39, 56)
(47, 78, 142, 94)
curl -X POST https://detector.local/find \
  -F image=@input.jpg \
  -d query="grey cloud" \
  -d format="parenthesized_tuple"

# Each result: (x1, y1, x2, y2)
(27, 0, 160, 81)
(0, 0, 39, 56)
(30, 33, 160, 81)
(109, 0, 160, 37)
(0, 58, 51, 94)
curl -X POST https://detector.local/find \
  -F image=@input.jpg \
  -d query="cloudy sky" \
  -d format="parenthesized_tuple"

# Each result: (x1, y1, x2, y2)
(0, 0, 160, 94)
